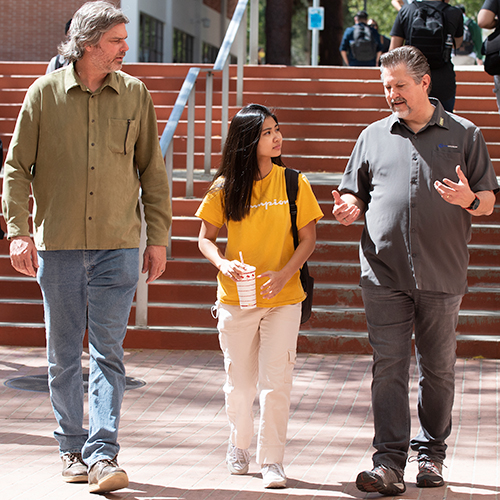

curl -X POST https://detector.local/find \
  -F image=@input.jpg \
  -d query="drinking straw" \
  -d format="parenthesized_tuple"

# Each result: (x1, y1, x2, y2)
(239, 251, 244, 264)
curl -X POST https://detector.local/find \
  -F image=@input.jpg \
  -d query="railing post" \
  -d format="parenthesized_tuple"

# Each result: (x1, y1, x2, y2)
(165, 141, 173, 259)
(135, 199, 148, 327)
(204, 71, 213, 175)
(186, 83, 196, 197)
(221, 58, 229, 149)
(237, 8, 246, 107)
(249, 0, 259, 64)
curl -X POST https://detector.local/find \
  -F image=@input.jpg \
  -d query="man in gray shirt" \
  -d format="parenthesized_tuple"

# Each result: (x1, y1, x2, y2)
(332, 45, 498, 495)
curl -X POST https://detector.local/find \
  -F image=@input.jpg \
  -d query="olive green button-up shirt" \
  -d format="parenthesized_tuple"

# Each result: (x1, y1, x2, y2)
(2, 64, 171, 250)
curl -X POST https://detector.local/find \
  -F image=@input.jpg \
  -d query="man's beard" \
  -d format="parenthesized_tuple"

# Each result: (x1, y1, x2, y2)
(390, 99, 410, 119)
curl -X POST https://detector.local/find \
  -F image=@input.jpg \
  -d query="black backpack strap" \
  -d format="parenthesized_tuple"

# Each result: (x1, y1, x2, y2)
(285, 167, 300, 249)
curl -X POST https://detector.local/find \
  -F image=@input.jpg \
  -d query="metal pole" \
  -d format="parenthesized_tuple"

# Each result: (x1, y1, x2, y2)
(135, 199, 148, 327)
(311, 31, 319, 66)
(204, 71, 213, 174)
(249, 0, 259, 64)
(237, 8, 246, 107)
(186, 84, 195, 198)
(165, 141, 173, 259)
(221, 58, 229, 149)
(311, 0, 320, 66)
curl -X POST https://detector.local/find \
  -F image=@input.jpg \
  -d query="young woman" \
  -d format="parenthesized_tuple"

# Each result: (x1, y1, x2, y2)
(196, 104, 323, 488)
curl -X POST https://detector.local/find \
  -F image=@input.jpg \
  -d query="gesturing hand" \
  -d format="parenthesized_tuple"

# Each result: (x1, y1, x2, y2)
(332, 190, 361, 226)
(434, 165, 476, 209)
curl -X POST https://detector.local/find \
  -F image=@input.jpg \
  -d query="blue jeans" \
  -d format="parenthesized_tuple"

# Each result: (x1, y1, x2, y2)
(37, 249, 139, 467)
(361, 286, 463, 472)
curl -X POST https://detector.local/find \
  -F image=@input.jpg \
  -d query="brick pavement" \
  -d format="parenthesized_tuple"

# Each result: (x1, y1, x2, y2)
(0, 347, 498, 499)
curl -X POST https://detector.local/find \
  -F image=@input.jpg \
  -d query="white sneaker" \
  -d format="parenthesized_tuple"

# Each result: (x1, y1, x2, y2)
(261, 463, 287, 488)
(226, 443, 250, 475)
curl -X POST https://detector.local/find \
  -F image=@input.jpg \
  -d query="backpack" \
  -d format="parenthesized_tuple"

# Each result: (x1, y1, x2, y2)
(408, 1, 451, 69)
(350, 24, 377, 62)
(455, 18, 474, 56)
(284, 168, 314, 324)
(482, 26, 500, 75)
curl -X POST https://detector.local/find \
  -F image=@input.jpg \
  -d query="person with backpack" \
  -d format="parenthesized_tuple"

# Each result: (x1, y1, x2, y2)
(46, 19, 72, 74)
(368, 19, 391, 56)
(196, 104, 323, 489)
(478, 0, 500, 113)
(452, 5, 483, 65)
(389, 0, 464, 112)
(340, 10, 383, 66)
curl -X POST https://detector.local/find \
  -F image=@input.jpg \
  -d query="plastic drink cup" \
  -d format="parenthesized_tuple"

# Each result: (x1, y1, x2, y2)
(236, 265, 257, 309)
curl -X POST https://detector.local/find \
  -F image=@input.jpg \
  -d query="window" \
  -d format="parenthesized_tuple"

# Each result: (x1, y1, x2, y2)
(139, 13, 164, 62)
(173, 28, 194, 63)
(202, 42, 219, 64)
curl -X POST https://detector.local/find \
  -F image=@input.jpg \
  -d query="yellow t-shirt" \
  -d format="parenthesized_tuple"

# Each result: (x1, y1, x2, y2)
(195, 164, 324, 307)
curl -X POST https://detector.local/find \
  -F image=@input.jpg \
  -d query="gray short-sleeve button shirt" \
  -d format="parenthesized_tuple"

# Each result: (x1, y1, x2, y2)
(339, 99, 499, 294)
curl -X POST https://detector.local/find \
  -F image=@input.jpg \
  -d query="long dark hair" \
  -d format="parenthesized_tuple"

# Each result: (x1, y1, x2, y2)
(211, 104, 284, 222)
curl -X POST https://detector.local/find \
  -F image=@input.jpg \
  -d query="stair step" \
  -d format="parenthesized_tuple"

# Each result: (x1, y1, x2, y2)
(4, 294, 494, 334)
(300, 305, 500, 335)
(0, 277, 41, 299)
(1, 257, 499, 287)
(467, 265, 500, 285)
(130, 303, 216, 328)
(0, 320, 497, 357)
(168, 151, 500, 176)
(148, 280, 217, 303)
(0, 299, 44, 323)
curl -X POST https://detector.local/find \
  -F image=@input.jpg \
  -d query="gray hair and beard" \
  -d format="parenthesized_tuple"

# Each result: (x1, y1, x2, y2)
(58, 1, 129, 63)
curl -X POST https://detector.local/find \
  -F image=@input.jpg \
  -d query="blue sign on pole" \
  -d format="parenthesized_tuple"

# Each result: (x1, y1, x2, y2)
(308, 7, 324, 31)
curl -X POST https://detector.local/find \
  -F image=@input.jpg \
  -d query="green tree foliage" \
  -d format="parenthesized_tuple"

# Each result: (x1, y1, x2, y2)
(292, 0, 311, 65)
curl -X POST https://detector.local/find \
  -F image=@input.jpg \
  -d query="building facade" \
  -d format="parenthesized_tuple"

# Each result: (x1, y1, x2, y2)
(0, 0, 238, 64)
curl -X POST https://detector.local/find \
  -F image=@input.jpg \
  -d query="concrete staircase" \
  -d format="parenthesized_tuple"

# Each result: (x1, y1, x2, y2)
(0, 62, 499, 357)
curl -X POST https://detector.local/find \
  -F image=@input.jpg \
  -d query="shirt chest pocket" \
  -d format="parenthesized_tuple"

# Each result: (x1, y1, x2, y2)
(431, 150, 465, 181)
(108, 118, 137, 155)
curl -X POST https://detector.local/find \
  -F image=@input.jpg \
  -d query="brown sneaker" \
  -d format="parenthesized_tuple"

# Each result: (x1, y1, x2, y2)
(416, 458, 444, 488)
(61, 452, 88, 483)
(356, 464, 406, 495)
(88, 457, 129, 494)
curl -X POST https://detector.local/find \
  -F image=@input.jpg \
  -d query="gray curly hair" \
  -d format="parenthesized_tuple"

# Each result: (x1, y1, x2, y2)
(59, 1, 129, 63)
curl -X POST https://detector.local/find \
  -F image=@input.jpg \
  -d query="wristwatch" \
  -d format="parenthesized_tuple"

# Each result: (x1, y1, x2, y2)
(467, 195, 480, 211)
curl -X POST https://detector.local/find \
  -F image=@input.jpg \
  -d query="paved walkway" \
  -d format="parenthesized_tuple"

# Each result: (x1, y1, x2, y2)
(0, 347, 498, 500)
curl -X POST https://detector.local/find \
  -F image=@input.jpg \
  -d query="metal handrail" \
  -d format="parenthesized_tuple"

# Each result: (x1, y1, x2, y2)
(136, 0, 257, 327)
(160, 0, 257, 190)
(213, 0, 248, 72)
(159, 67, 201, 158)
